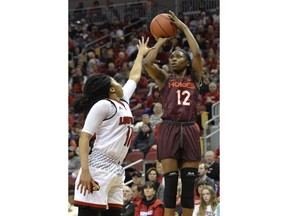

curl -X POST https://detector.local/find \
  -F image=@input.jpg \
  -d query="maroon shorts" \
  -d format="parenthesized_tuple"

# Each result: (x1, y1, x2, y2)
(157, 121, 201, 161)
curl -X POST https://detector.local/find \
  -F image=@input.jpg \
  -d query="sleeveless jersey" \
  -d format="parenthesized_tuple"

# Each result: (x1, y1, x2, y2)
(90, 99, 134, 164)
(159, 74, 198, 122)
(82, 80, 136, 166)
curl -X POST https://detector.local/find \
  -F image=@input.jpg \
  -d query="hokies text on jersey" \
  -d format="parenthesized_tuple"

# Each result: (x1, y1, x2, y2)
(168, 81, 195, 89)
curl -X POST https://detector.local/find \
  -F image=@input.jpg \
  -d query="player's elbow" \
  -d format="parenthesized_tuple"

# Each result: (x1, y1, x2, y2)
(143, 58, 153, 69)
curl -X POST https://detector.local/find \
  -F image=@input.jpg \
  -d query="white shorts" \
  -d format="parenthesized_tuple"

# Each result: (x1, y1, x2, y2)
(74, 152, 125, 210)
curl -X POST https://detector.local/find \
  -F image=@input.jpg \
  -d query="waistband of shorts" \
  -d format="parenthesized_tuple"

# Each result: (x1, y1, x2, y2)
(162, 120, 195, 126)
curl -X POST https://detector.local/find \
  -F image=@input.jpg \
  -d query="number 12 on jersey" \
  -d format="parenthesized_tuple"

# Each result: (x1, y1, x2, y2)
(176, 90, 191, 106)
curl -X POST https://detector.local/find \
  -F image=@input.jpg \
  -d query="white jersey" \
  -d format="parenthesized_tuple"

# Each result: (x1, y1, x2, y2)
(82, 79, 136, 167)
(74, 80, 137, 209)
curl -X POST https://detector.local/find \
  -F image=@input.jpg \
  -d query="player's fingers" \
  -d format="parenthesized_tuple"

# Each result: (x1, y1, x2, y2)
(86, 183, 91, 194)
(77, 182, 84, 194)
(145, 37, 149, 45)
(169, 10, 175, 16)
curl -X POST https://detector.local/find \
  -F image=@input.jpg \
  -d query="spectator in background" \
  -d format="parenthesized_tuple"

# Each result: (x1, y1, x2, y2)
(145, 86, 160, 115)
(212, 8, 220, 24)
(126, 37, 139, 57)
(70, 66, 85, 93)
(192, 185, 219, 216)
(133, 114, 150, 133)
(205, 150, 220, 183)
(156, 161, 165, 186)
(149, 102, 163, 129)
(122, 186, 136, 216)
(131, 171, 143, 186)
(131, 183, 144, 203)
(114, 61, 130, 86)
(155, 46, 169, 66)
(115, 51, 129, 70)
(145, 167, 164, 201)
(86, 58, 100, 77)
(106, 61, 119, 77)
(194, 180, 206, 206)
(68, 146, 81, 176)
(205, 48, 218, 72)
(214, 147, 220, 160)
(132, 123, 156, 156)
(201, 81, 219, 121)
(199, 75, 211, 97)
(89, 1, 102, 22)
(195, 163, 217, 192)
(130, 92, 143, 112)
(138, 74, 149, 89)
(134, 181, 164, 216)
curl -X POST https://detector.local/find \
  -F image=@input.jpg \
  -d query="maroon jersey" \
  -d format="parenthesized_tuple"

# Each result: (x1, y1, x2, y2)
(159, 74, 198, 122)
(157, 74, 201, 161)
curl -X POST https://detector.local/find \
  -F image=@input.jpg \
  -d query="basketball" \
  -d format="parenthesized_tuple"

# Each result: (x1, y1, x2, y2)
(150, 13, 177, 38)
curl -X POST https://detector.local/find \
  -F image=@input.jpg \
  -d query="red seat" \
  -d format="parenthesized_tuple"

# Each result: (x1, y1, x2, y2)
(145, 150, 158, 163)
(123, 151, 145, 171)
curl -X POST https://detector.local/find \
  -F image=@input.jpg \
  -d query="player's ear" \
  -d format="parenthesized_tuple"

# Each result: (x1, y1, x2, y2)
(110, 86, 116, 93)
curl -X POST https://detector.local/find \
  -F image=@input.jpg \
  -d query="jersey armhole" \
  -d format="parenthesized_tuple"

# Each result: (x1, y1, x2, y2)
(104, 99, 117, 120)
(120, 98, 128, 105)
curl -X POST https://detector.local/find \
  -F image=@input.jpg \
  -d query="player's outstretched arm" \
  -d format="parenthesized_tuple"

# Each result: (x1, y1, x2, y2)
(129, 36, 154, 83)
(143, 38, 169, 88)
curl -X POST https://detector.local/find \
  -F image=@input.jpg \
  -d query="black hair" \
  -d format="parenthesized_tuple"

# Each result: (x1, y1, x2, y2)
(143, 181, 157, 190)
(73, 74, 112, 114)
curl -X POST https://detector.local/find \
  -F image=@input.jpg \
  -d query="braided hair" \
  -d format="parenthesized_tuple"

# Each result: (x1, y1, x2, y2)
(73, 74, 112, 114)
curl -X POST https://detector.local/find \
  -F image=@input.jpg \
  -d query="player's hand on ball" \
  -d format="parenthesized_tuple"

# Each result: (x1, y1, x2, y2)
(169, 10, 186, 30)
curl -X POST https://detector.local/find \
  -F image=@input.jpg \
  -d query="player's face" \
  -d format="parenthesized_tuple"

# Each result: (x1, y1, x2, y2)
(110, 78, 123, 98)
(169, 50, 189, 74)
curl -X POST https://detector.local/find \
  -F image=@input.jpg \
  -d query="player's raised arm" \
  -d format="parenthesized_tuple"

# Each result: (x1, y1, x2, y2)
(169, 10, 203, 85)
(143, 38, 170, 89)
(128, 37, 154, 83)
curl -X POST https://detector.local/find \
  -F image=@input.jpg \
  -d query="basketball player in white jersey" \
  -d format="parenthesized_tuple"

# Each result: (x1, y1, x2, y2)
(73, 37, 153, 216)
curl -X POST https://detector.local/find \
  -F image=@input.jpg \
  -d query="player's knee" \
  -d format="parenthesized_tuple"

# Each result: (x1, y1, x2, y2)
(163, 171, 179, 208)
(180, 168, 198, 208)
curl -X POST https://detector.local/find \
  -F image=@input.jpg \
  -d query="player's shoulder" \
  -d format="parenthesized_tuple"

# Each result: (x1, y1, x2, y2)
(94, 99, 113, 106)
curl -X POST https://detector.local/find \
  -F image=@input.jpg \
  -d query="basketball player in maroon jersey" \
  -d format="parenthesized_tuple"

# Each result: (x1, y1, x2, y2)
(143, 10, 203, 216)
